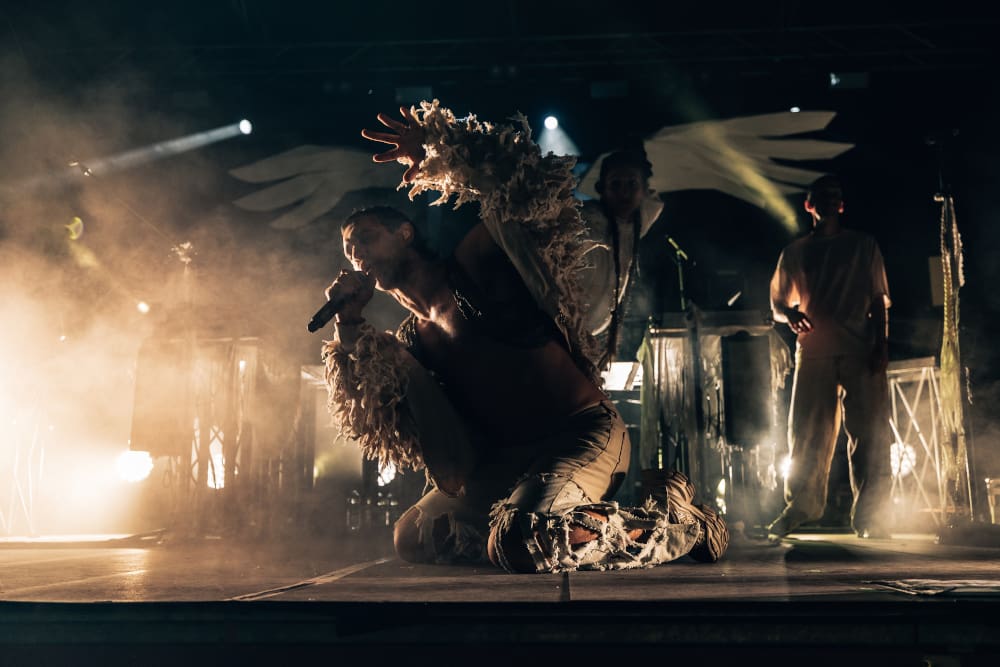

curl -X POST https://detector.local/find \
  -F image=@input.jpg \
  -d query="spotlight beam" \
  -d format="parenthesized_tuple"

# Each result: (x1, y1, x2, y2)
(538, 126, 580, 157)
(72, 121, 252, 178)
(9, 121, 253, 193)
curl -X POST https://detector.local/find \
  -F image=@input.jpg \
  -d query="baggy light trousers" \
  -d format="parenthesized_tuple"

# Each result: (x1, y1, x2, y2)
(773, 349, 893, 535)
(397, 359, 700, 571)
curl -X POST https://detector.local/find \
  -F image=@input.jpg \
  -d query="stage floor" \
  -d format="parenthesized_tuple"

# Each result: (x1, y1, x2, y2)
(2, 528, 1000, 665)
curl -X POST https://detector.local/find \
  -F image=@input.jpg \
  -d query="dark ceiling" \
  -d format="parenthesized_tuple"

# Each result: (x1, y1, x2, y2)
(7, 4, 998, 90)
(4, 3, 994, 165)
(3, 3, 999, 330)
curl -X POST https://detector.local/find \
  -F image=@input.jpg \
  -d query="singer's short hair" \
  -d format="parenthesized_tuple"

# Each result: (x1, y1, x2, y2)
(341, 206, 436, 258)
(342, 205, 412, 231)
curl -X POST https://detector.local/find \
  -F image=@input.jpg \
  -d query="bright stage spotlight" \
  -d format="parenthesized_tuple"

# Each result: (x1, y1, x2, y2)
(239, 119, 253, 135)
(538, 114, 579, 157)
(117, 450, 153, 483)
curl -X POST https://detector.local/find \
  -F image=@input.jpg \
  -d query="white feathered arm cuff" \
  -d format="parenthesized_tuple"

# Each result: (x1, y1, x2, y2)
(322, 325, 423, 472)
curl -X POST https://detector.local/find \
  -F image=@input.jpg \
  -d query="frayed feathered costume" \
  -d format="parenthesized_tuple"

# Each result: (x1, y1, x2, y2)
(322, 101, 716, 572)
(323, 100, 601, 476)
(406, 100, 602, 383)
(323, 323, 422, 473)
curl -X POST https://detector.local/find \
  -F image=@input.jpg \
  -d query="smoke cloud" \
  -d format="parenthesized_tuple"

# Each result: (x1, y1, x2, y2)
(0, 51, 405, 537)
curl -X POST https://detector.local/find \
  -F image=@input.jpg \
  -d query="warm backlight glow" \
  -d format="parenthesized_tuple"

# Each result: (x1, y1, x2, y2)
(116, 450, 153, 483)
(377, 461, 397, 487)
(891, 442, 917, 478)
(208, 440, 226, 489)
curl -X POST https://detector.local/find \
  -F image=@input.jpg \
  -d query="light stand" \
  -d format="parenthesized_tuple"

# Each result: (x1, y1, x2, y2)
(666, 235, 690, 312)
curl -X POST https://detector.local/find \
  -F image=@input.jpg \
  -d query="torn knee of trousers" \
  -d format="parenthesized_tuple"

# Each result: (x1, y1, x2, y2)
(489, 501, 701, 574)
(489, 502, 629, 573)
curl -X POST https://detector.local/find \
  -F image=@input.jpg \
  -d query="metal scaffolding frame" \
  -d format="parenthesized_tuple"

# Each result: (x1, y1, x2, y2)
(887, 357, 972, 529)
(0, 392, 47, 537)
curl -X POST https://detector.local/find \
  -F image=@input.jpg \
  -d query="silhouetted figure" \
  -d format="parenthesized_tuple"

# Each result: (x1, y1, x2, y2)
(767, 175, 893, 540)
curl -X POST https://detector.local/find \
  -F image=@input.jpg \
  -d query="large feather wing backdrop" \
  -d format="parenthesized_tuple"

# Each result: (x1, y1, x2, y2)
(578, 111, 852, 228)
(229, 145, 405, 230)
(231, 111, 851, 230)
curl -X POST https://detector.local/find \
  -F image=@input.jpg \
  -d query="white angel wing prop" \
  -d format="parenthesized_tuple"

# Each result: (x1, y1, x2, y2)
(578, 111, 853, 218)
(229, 145, 403, 229)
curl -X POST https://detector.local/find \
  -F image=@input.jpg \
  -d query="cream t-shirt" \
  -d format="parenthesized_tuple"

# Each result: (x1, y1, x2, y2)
(770, 229, 890, 358)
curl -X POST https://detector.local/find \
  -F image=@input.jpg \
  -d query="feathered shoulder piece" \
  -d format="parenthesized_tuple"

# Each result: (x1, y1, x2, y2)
(404, 100, 602, 383)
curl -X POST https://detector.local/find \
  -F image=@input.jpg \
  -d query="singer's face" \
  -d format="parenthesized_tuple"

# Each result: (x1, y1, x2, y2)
(341, 216, 407, 288)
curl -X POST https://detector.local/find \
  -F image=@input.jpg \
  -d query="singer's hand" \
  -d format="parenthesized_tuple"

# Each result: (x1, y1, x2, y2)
(360, 106, 426, 183)
(325, 269, 376, 320)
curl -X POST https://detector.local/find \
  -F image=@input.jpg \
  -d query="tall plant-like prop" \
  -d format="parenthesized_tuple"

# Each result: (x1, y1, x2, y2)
(937, 193, 972, 517)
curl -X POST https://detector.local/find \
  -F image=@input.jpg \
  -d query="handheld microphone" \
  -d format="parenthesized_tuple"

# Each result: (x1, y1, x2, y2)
(309, 270, 374, 333)
(307, 294, 349, 333)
